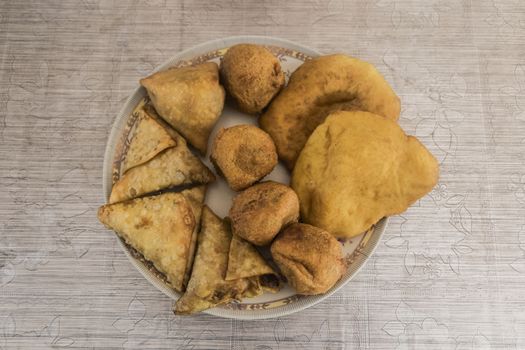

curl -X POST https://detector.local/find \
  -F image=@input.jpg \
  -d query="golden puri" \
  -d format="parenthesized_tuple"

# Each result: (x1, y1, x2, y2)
(292, 111, 439, 238)
(260, 54, 401, 169)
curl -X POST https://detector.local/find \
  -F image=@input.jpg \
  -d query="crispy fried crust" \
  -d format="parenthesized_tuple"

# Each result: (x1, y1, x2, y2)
(180, 186, 206, 289)
(226, 235, 274, 278)
(109, 142, 215, 203)
(97, 189, 203, 292)
(174, 206, 250, 315)
(292, 111, 439, 238)
(260, 54, 401, 169)
(271, 223, 345, 295)
(122, 106, 176, 173)
(220, 44, 285, 114)
(229, 181, 299, 246)
(140, 62, 225, 154)
(210, 125, 277, 191)
(226, 234, 280, 294)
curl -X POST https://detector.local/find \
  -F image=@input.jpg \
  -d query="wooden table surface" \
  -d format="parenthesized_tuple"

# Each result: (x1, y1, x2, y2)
(1, 0, 525, 348)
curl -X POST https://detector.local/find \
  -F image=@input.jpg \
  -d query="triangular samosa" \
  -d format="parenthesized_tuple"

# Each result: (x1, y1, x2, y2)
(121, 103, 176, 173)
(142, 99, 186, 144)
(181, 186, 206, 288)
(175, 206, 254, 315)
(98, 187, 205, 292)
(140, 62, 225, 155)
(226, 235, 280, 294)
(109, 132, 215, 204)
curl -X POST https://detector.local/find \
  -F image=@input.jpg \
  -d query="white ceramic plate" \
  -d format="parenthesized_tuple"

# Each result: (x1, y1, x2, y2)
(102, 36, 387, 320)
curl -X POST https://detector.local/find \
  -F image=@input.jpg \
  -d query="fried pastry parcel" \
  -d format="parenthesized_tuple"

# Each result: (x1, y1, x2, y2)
(271, 223, 345, 295)
(229, 181, 299, 246)
(174, 207, 249, 314)
(175, 207, 279, 315)
(140, 62, 225, 154)
(110, 146, 215, 203)
(210, 125, 277, 191)
(121, 103, 176, 173)
(97, 187, 205, 292)
(226, 234, 280, 294)
(109, 108, 215, 204)
(220, 44, 285, 114)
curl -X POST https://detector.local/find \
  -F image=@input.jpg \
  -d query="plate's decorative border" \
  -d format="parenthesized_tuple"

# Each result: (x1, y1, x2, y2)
(102, 36, 388, 319)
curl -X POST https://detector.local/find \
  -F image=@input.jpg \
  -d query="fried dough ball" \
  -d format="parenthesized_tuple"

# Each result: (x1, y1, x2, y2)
(271, 223, 345, 295)
(210, 125, 278, 191)
(292, 111, 439, 238)
(220, 44, 285, 115)
(260, 54, 401, 169)
(229, 181, 299, 246)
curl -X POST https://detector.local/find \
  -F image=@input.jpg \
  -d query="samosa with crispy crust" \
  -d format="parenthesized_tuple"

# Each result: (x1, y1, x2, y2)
(140, 62, 225, 155)
(121, 103, 176, 173)
(175, 207, 280, 315)
(109, 106, 215, 204)
(98, 187, 206, 292)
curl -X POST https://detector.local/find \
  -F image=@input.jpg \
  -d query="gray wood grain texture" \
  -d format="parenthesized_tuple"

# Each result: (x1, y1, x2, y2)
(1, 0, 524, 349)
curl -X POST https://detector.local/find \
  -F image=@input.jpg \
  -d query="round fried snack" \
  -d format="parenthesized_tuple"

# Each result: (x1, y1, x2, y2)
(271, 223, 345, 295)
(229, 181, 299, 246)
(210, 125, 278, 191)
(292, 111, 439, 238)
(220, 44, 285, 115)
(260, 54, 401, 169)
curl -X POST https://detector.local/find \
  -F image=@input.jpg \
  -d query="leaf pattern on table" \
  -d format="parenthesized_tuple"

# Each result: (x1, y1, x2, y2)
(498, 64, 525, 123)
(396, 302, 415, 325)
(508, 173, 525, 205)
(397, 318, 454, 350)
(484, 0, 525, 36)
(456, 331, 493, 350)
(509, 225, 525, 274)
(382, 303, 466, 349)
(0, 315, 75, 349)
(273, 319, 286, 344)
(373, 0, 455, 29)
(112, 295, 146, 333)
(384, 189, 475, 277)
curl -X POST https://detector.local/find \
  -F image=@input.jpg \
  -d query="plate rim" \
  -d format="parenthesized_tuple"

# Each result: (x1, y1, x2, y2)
(102, 35, 388, 320)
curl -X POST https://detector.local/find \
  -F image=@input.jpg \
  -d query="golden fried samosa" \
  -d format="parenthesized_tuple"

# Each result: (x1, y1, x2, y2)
(140, 62, 225, 155)
(180, 186, 206, 288)
(97, 187, 205, 292)
(109, 131, 215, 204)
(142, 98, 187, 144)
(226, 235, 275, 280)
(175, 206, 251, 315)
(226, 234, 280, 294)
(292, 111, 439, 238)
(121, 103, 176, 173)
